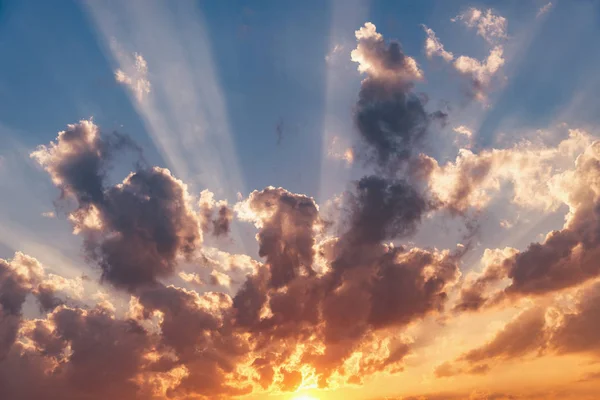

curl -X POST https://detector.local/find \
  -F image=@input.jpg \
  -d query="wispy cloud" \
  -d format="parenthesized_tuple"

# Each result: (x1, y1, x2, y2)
(452, 7, 508, 43)
(537, 2, 554, 18)
(114, 52, 151, 102)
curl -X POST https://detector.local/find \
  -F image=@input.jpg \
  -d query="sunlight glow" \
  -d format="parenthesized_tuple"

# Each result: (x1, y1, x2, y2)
(291, 395, 319, 400)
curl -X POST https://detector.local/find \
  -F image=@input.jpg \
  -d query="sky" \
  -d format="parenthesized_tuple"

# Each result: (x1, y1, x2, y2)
(2, 0, 600, 399)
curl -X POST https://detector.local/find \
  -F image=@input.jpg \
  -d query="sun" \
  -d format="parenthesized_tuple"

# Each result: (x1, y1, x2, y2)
(291, 396, 319, 400)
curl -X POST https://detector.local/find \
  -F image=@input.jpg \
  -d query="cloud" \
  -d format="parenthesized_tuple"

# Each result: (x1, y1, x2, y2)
(325, 43, 344, 64)
(0, 252, 44, 358)
(453, 46, 505, 101)
(552, 281, 600, 354)
(427, 129, 592, 213)
(438, 281, 600, 380)
(32, 121, 201, 291)
(235, 186, 320, 288)
(537, 2, 554, 18)
(351, 22, 423, 81)
(423, 25, 454, 62)
(178, 271, 204, 286)
(425, 10, 508, 101)
(455, 139, 600, 310)
(339, 175, 434, 247)
(209, 269, 231, 288)
(452, 8, 508, 43)
(115, 52, 151, 102)
(352, 22, 446, 169)
(198, 189, 233, 238)
(327, 135, 354, 166)
(461, 307, 548, 363)
(453, 126, 473, 138)
(31, 120, 140, 206)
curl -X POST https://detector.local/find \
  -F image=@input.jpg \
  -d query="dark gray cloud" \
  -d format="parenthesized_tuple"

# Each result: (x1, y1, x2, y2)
(33, 121, 201, 291)
(31, 120, 140, 206)
(241, 187, 319, 288)
(340, 175, 433, 247)
(351, 22, 447, 170)
(89, 167, 201, 290)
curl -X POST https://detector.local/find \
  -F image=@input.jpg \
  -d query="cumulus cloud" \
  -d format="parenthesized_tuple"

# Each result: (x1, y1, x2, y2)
(31, 120, 140, 206)
(352, 22, 447, 179)
(0, 252, 44, 357)
(32, 120, 201, 291)
(427, 129, 592, 213)
(454, 138, 600, 310)
(235, 186, 320, 288)
(115, 52, 151, 102)
(24, 113, 466, 395)
(351, 22, 423, 81)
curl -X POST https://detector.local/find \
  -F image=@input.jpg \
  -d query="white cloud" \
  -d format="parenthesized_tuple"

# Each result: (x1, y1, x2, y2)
(351, 22, 423, 81)
(114, 52, 151, 102)
(452, 8, 508, 43)
(427, 128, 593, 212)
(422, 18, 506, 102)
(453, 125, 474, 148)
(453, 126, 473, 138)
(453, 46, 505, 101)
(537, 2, 553, 18)
(327, 135, 354, 166)
(423, 25, 454, 62)
(41, 211, 56, 218)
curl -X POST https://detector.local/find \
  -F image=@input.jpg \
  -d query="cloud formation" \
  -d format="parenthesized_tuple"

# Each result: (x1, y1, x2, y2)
(32, 120, 201, 291)
(352, 22, 446, 168)
(537, 2, 554, 18)
(424, 8, 508, 101)
(115, 52, 151, 102)
(4, 14, 600, 400)
(455, 138, 600, 310)
(15, 92, 467, 397)
(452, 8, 508, 43)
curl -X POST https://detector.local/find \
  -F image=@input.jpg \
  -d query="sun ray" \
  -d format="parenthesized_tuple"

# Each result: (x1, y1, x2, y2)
(317, 0, 370, 212)
(83, 0, 249, 253)
(83, 0, 245, 200)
